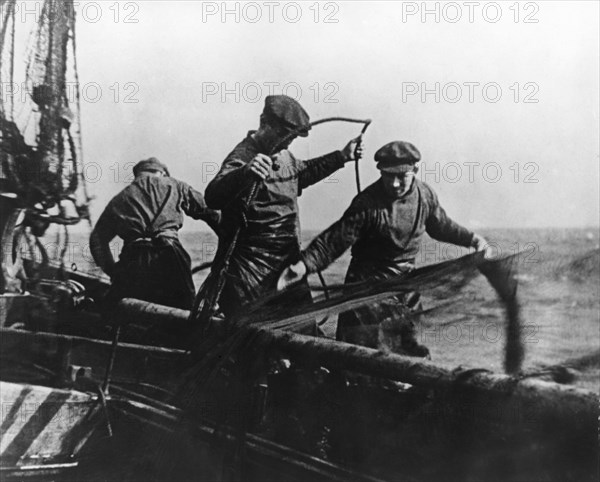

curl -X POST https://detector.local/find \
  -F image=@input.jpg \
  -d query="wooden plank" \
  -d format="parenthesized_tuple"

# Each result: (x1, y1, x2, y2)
(117, 298, 599, 429)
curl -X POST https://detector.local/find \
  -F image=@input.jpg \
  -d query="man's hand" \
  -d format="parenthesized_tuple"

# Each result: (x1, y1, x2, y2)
(341, 136, 364, 163)
(245, 154, 273, 180)
(472, 233, 492, 258)
(277, 261, 307, 291)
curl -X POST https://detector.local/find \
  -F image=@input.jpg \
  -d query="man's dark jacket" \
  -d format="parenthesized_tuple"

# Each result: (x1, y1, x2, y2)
(91, 174, 220, 310)
(301, 178, 475, 343)
(205, 131, 345, 316)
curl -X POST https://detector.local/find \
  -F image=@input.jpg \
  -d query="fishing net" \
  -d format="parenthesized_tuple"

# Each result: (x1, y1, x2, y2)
(1, 0, 92, 294)
(178, 252, 522, 415)
(168, 250, 598, 481)
(238, 253, 515, 356)
(1, 0, 89, 211)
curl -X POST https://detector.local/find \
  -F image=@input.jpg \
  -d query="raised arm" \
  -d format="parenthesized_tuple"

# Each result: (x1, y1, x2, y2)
(297, 151, 345, 192)
(297, 136, 362, 192)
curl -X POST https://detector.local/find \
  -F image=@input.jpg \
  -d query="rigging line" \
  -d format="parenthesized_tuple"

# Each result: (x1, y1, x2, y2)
(0, 0, 14, 56)
(23, 12, 40, 97)
(21, 108, 35, 140)
(70, 9, 90, 205)
(9, 0, 14, 120)
(58, 224, 68, 279)
(66, 129, 78, 194)
(26, 0, 47, 84)
(0, 4, 6, 115)
(14, 73, 36, 126)
(0, 0, 15, 117)
(0, 1, 16, 117)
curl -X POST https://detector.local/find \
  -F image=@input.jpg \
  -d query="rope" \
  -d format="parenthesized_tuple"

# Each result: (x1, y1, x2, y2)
(316, 271, 330, 300)
(9, 0, 15, 120)
(0, 0, 15, 63)
(315, 118, 371, 299)
(58, 224, 69, 279)
(93, 382, 113, 437)
(70, 6, 92, 210)
(0, 0, 15, 117)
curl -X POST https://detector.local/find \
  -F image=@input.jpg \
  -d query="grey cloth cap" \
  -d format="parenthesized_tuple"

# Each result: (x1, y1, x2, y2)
(375, 141, 421, 173)
(133, 157, 170, 177)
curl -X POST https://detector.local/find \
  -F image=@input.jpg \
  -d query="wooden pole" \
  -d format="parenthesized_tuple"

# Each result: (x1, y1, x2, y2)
(116, 298, 598, 428)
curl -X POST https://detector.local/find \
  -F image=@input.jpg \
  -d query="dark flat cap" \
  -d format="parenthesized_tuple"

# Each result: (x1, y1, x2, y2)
(262, 95, 311, 137)
(133, 157, 170, 177)
(375, 141, 421, 173)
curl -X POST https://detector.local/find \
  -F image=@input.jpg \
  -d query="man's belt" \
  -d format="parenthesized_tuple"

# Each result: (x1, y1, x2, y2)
(126, 230, 179, 247)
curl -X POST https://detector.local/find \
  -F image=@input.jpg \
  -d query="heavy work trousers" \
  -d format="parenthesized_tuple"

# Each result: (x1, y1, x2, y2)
(108, 238, 195, 310)
(336, 260, 422, 349)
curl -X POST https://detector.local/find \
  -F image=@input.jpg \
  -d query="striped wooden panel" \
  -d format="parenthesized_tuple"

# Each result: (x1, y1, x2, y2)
(0, 382, 101, 468)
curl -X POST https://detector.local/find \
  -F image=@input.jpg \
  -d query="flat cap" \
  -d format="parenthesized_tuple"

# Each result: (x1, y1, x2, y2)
(133, 157, 170, 177)
(262, 95, 311, 137)
(375, 141, 421, 173)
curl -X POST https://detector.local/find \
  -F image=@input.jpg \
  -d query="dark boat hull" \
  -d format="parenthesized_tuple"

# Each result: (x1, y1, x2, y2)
(1, 316, 598, 482)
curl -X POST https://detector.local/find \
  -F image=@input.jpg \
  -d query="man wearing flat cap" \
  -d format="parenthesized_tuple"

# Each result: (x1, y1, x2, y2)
(90, 158, 220, 310)
(279, 141, 488, 356)
(204, 95, 362, 318)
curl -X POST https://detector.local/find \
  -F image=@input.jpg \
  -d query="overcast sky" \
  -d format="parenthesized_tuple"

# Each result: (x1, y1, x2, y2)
(14, 0, 599, 231)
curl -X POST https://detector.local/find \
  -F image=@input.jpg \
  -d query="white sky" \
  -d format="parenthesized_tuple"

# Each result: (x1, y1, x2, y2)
(11, 0, 600, 231)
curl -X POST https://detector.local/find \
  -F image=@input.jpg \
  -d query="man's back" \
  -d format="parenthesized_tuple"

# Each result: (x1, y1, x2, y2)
(90, 161, 219, 311)
(101, 175, 216, 243)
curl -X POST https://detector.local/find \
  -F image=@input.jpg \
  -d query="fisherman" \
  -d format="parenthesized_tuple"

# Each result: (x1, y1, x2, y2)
(278, 141, 489, 356)
(90, 157, 220, 310)
(203, 95, 362, 319)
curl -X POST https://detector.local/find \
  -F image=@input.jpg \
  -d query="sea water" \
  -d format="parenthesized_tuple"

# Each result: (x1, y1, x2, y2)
(33, 227, 600, 393)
